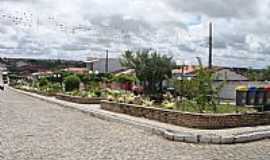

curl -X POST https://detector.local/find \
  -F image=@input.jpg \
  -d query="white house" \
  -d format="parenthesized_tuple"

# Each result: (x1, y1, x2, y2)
(85, 57, 125, 73)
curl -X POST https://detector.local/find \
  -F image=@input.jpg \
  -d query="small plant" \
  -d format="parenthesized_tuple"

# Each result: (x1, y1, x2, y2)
(64, 75, 81, 92)
(94, 90, 102, 97)
(107, 95, 114, 101)
(105, 89, 122, 101)
(80, 91, 88, 97)
(142, 98, 154, 107)
(48, 83, 62, 93)
(133, 95, 144, 105)
(125, 94, 136, 104)
(71, 90, 81, 96)
(118, 96, 125, 103)
(161, 100, 175, 110)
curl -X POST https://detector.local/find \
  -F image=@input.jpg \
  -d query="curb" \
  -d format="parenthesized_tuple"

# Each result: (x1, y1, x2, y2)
(10, 87, 270, 144)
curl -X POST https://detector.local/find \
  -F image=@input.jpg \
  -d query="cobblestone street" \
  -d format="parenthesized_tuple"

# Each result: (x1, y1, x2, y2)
(0, 89, 270, 160)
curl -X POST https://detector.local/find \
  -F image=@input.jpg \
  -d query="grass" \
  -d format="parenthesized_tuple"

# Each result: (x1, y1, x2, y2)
(160, 100, 257, 114)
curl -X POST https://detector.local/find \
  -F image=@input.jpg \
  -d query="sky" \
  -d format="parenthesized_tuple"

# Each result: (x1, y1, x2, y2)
(0, 0, 270, 68)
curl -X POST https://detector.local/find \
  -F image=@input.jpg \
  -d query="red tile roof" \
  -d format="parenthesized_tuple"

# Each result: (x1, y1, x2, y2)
(64, 67, 88, 74)
(172, 65, 199, 74)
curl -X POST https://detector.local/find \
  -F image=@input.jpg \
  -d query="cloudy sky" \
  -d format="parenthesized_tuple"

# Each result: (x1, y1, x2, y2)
(0, 0, 270, 68)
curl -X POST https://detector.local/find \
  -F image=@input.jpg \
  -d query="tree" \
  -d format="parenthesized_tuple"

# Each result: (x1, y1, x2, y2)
(121, 49, 176, 94)
(247, 67, 260, 81)
(263, 66, 270, 81)
(194, 57, 225, 113)
(173, 79, 199, 99)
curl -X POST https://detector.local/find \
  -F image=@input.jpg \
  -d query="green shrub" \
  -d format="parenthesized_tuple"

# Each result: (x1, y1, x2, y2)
(113, 74, 136, 83)
(94, 90, 102, 97)
(31, 81, 39, 90)
(39, 78, 49, 88)
(48, 83, 62, 93)
(161, 100, 175, 110)
(64, 75, 81, 92)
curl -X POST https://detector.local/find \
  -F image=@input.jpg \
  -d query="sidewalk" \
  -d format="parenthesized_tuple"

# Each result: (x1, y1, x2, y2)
(10, 87, 270, 144)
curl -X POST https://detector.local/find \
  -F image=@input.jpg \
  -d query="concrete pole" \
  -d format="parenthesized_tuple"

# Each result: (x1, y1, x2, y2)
(105, 49, 109, 73)
(209, 22, 213, 69)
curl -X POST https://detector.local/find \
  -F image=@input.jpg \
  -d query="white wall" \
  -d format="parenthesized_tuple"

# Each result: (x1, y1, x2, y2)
(214, 81, 270, 100)
(93, 59, 125, 73)
(213, 69, 248, 81)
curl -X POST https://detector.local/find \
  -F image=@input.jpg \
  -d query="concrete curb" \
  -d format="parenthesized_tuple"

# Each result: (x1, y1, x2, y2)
(10, 87, 270, 144)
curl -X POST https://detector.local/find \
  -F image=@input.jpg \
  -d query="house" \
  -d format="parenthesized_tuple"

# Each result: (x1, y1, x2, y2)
(85, 57, 125, 73)
(63, 67, 88, 75)
(210, 68, 249, 100)
(0, 63, 7, 72)
(115, 69, 135, 76)
(32, 71, 54, 80)
(0, 64, 8, 84)
(211, 67, 249, 81)
(173, 65, 259, 100)
(172, 65, 198, 80)
(173, 66, 249, 81)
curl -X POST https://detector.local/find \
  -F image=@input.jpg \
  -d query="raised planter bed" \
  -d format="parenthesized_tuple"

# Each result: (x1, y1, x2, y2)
(101, 100, 270, 129)
(56, 94, 105, 104)
(17, 88, 56, 97)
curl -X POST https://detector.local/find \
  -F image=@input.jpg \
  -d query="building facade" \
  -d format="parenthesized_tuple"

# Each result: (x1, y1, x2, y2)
(85, 58, 125, 73)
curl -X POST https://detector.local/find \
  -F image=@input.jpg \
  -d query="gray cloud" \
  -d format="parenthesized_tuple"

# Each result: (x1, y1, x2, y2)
(0, 0, 270, 68)
(166, 0, 260, 18)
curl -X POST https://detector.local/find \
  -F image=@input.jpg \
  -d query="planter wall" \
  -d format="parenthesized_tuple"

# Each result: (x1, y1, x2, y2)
(18, 88, 56, 97)
(101, 101, 270, 129)
(56, 94, 104, 104)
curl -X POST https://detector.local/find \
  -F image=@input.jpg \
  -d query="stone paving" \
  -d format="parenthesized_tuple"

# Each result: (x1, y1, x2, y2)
(1, 89, 270, 160)
(13, 87, 270, 144)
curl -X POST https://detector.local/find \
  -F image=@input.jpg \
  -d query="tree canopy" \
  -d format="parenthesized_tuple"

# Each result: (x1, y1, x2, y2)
(263, 66, 270, 81)
(120, 50, 176, 94)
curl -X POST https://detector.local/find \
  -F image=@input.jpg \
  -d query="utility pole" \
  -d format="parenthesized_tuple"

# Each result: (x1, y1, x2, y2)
(105, 49, 109, 73)
(181, 61, 185, 102)
(209, 22, 213, 69)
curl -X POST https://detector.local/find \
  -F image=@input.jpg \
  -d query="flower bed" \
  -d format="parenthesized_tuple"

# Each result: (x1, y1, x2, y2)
(56, 94, 105, 104)
(16, 87, 57, 97)
(15, 85, 105, 104)
(101, 101, 270, 129)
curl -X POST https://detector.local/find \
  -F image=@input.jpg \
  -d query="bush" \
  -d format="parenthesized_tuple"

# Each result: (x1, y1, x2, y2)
(39, 78, 49, 88)
(113, 74, 136, 83)
(48, 83, 62, 93)
(64, 75, 81, 92)
(173, 79, 199, 99)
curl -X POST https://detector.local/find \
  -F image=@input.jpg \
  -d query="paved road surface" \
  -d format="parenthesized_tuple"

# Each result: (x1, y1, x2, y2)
(0, 88, 270, 160)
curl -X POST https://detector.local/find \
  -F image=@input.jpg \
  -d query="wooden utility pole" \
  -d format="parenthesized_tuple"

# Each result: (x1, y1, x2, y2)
(209, 22, 213, 69)
(105, 49, 109, 73)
